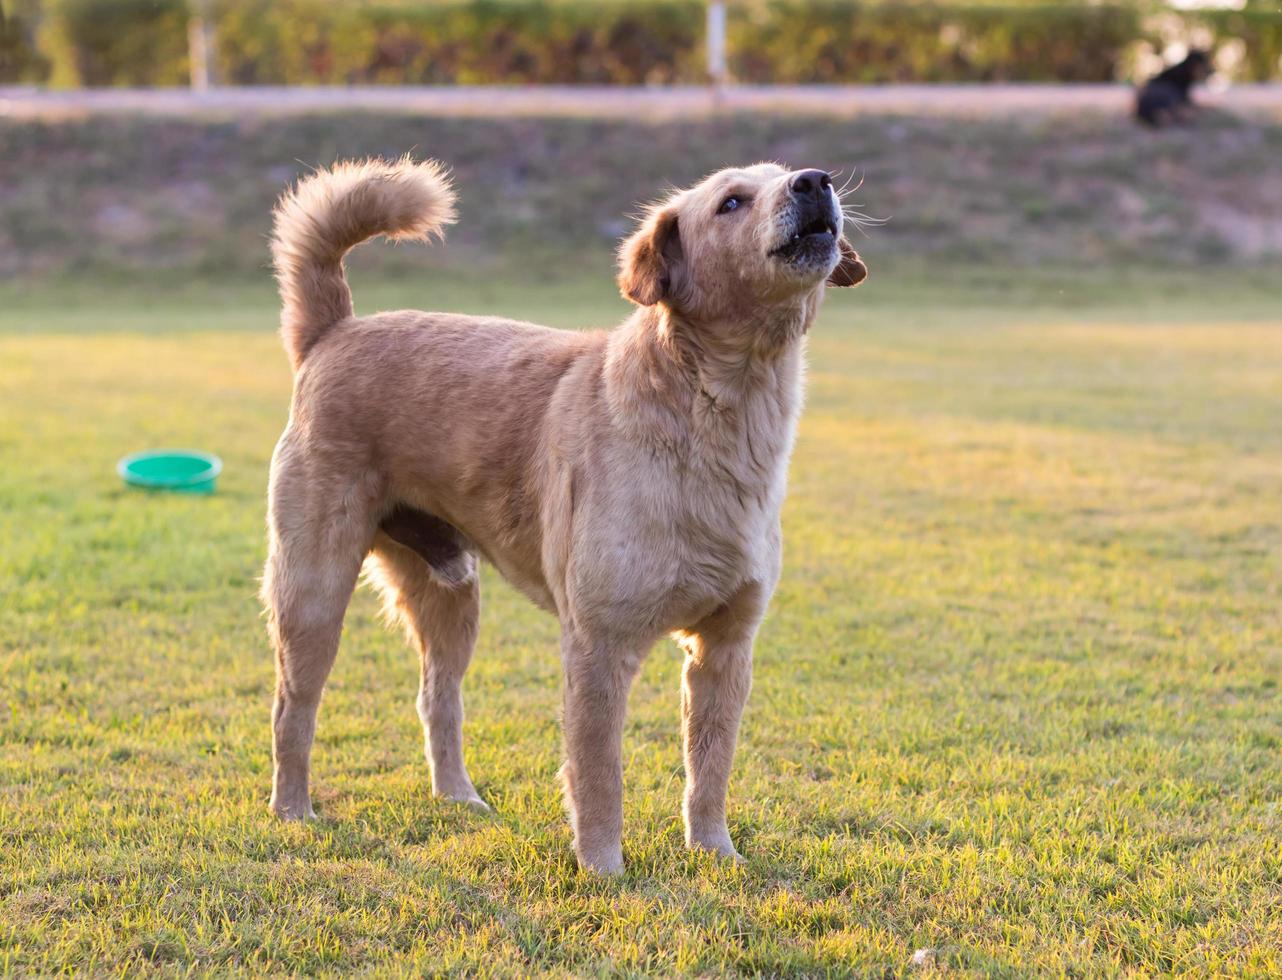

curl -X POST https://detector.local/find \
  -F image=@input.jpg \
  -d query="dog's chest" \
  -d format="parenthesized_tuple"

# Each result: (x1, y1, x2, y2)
(618, 412, 793, 630)
(674, 451, 782, 574)
(567, 345, 803, 635)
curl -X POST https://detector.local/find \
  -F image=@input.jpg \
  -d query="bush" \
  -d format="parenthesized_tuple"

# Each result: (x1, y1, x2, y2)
(210, 0, 704, 85)
(0, 0, 52, 82)
(53, 0, 189, 87)
(5, 0, 1281, 88)
(1200, 9, 1282, 83)
(731, 3, 1145, 83)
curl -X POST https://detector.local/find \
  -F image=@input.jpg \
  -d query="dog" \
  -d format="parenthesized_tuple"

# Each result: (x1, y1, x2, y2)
(1136, 50, 1210, 127)
(262, 157, 867, 874)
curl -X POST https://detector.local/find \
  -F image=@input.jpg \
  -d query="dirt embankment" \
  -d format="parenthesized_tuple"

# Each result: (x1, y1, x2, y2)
(2, 107, 1280, 279)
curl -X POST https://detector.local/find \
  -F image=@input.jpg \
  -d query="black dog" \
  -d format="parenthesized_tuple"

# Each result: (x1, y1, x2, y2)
(1136, 50, 1211, 127)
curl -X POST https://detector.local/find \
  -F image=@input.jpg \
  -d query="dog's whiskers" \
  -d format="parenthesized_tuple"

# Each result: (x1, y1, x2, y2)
(840, 207, 889, 239)
(833, 170, 865, 199)
(840, 207, 886, 225)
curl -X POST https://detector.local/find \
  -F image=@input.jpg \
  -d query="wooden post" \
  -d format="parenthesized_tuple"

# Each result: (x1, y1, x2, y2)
(706, 1, 727, 88)
(188, 0, 216, 90)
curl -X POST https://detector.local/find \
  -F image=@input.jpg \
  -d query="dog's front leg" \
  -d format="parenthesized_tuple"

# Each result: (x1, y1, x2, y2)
(677, 582, 766, 861)
(559, 627, 647, 874)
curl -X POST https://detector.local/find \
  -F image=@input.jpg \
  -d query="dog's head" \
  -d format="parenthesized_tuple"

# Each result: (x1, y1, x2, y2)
(1183, 49, 1211, 84)
(618, 163, 867, 322)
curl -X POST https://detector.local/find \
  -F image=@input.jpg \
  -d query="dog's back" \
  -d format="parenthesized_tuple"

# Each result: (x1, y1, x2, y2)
(1136, 51, 1209, 127)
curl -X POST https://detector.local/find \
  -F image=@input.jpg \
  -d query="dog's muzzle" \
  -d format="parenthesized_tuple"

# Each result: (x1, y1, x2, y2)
(770, 169, 840, 265)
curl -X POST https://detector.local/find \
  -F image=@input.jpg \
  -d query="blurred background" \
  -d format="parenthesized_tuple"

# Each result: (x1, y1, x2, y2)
(1, 0, 1280, 291)
(4, 0, 1281, 88)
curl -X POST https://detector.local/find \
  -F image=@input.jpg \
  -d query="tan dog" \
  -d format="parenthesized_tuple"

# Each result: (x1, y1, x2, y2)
(263, 157, 866, 874)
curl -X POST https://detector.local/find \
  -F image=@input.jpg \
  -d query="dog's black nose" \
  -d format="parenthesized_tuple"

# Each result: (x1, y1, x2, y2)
(790, 169, 832, 199)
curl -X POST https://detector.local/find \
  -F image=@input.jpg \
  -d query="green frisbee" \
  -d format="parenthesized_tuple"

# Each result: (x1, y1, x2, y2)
(117, 449, 222, 495)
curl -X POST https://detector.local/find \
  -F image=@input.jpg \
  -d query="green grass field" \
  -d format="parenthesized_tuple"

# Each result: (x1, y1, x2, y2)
(2, 270, 1280, 976)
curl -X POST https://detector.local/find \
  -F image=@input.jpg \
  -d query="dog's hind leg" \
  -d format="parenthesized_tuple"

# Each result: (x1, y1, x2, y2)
(263, 443, 380, 820)
(368, 531, 485, 808)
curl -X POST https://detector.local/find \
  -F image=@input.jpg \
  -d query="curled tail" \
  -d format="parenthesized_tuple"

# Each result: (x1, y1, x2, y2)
(271, 157, 456, 371)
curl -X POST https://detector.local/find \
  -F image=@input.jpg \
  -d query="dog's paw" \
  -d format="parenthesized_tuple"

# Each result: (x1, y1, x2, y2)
(269, 799, 317, 822)
(687, 832, 743, 863)
(441, 790, 490, 811)
(576, 843, 625, 876)
(433, 774, 489, 811)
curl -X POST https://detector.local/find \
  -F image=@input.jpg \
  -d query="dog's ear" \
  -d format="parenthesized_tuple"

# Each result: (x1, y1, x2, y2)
(828, 237, 868, 287)
(618, 206, 683, 307)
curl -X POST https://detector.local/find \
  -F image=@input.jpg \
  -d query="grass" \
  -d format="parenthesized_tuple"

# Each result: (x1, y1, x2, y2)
(1, 268, 1280, 976)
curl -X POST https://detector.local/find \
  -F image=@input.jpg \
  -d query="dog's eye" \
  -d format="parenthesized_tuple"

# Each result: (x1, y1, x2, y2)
(717, 196, 742, 215)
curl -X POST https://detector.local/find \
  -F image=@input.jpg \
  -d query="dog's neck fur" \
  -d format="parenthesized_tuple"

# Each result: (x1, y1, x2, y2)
(604, 297, 815, 477)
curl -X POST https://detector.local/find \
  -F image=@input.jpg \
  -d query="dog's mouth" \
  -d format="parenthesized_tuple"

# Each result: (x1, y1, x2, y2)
(770, 210, 839, 262)
(794, 213, 839, 243)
